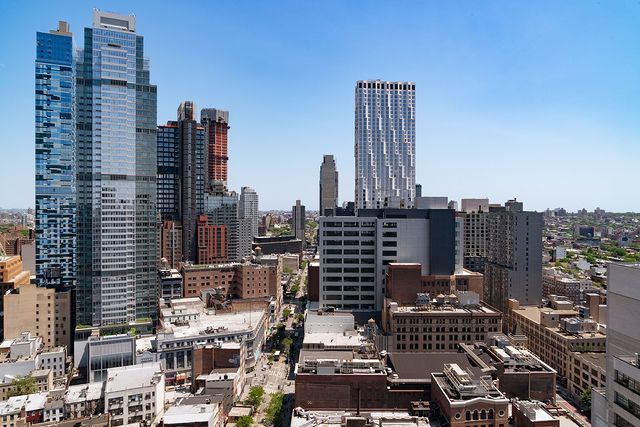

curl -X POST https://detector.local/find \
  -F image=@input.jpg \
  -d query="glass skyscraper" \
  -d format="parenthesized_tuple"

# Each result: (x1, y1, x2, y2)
(355, 80, 416, 209)
(35, 21, 76, 289)
(76, 11, 158, 326)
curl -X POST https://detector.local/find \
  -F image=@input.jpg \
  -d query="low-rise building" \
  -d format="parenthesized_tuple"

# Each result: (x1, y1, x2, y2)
(542, 270, 598, 304)
(566, 352, 606, 401)
(382, 292, 502, 352)
(431, 363, 509, 427)
(159, 268, 183, 300)
(64, 381, 104, 419)
(74, 333, 136, 383)
(136, 300, 267, 379)
(181, 262, 279, 300)
(104, 363, 165, 427)
(512, 400, 559, 427)
(161, 400, 223, 427)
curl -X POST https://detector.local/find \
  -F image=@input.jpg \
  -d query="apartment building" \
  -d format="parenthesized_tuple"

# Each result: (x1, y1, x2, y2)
(0, 256, 31, 340)
(567, 352, 606, 400)
(542, 269, 598, 304)
(460, 198, 489, 273)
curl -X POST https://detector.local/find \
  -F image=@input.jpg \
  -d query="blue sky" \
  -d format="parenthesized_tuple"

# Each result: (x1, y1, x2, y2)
(1, 1, 639, 211)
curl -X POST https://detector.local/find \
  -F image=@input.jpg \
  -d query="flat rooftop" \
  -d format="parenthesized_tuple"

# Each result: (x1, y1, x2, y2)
(393, 303, 498, 315)
(163, 403, 217, 424)
(105, 363, 162, 393)
(291, 411, 430, 427)
(573, 352, 606, 370)
(388, 352, 484, 380)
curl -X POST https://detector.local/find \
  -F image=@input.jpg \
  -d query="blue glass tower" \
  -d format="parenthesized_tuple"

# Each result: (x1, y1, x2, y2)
(35, 21, 76, 289)
(76, 11, 158, 326)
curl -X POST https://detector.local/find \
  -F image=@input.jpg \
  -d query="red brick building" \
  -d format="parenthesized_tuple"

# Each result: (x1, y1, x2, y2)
(197, 215, 227, 264)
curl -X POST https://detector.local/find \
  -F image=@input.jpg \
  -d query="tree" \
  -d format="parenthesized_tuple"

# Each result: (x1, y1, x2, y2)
(580, 388, 592, 411)
(265, 392, 284, 427)
(295, 313, 305, 322)
(236, 416, 254, 427)
(8, 376, 38, 397)
(281, 337, 293, 355)
(246, 386, 265, 408)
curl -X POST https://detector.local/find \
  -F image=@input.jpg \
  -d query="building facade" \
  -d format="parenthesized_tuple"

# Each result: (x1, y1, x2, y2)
(318, 208, 455, 311)
(35, 21, 76, 289)
(292, 200, 305, 244)
(485, 200, 543, 313)
(201, 109, 229, 187)
(355, 80, 415, 209)
(460, 198, 489, 273)
(197, 215, 227, 264)
(157, 101, 206, 262)
(76, 10, 158, 326)
(238, 187, 259, 259)
(319, 155, 338, 216)
(203, 186, 239, 262)
(592, 263, 640, 427)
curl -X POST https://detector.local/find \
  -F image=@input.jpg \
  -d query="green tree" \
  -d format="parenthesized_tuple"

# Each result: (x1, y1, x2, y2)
(580, 388, 591, 411)
(295, 313, 305, 322)
(8, 376, 38, 397)
(281, 337, 293, 355)
(236, 416, 254, 427)
(265, 392, 284, 427)
(282, 308, 292, 318)
(246, 385, 265, 408)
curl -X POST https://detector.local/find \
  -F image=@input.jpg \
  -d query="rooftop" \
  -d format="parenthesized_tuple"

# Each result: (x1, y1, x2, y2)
(66, 382, 105, 404)
(432, 363, 507, 403)
(291, 410, 430, 427)
(163, 403, 218, 424)
(105, 363, 163, 393)
(388, 352, 483, 380)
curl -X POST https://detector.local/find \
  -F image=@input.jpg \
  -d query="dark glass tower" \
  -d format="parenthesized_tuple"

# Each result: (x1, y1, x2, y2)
(35, 21, 76, 289)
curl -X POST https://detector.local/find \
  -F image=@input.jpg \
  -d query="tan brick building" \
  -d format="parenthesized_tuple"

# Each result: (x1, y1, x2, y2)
(506, 299, 606, 379)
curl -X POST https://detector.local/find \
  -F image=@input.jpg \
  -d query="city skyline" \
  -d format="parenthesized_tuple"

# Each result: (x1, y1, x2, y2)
(2, 1, 640, 212)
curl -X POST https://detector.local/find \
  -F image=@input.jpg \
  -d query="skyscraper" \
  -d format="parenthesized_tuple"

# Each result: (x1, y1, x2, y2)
(157, 101, 205, 262)
(355, 80, 416, 210)
(239, 187, 259, 259)
(35, 21, 76, 289)
(201, 109, 229, 188)
(292, 200, 306, 244)
(203, 182, 239, 262)
(484, 200, 543, 313)
(319, 155, 338, 216)
(460, 198, 490, 273)
(76, 11, 158, 326)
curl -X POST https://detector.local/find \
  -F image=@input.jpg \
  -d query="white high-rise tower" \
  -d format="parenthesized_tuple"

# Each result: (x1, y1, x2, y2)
(355, 80, 416, 209)
(239, 187, 259, 259)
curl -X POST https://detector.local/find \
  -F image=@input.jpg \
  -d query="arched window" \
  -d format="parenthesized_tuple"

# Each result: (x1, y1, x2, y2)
(481, 409, 487, 419)
(466, 411, 471, 421)
(488, 409, 494, 419)
(473, 410, 479, 420)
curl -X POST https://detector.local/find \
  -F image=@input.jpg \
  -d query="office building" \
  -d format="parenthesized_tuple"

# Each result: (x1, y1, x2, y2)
(238, 187, 259, 259)
(319, 155, 338, 216)
(485, 200, 543, 313)
(203, 183, 239, 262)
(460, 198, 489, 273)
(592, 263, 640, 427)
(157, 101, 206, 262)
(35, 21, 76, 289)
(76, 11, 158, 326)
(292, 200, 305, 244)
(201, 109, 229, 187)
(181, 262, 279, 300)
(318, 208, 455, 311)
(355, 80, 415, 209)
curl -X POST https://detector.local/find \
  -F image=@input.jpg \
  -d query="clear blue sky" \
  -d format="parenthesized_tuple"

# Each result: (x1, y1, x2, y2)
(1, 1, 639, 212)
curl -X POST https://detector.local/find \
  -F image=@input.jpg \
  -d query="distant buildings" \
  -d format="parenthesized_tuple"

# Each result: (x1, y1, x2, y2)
(292, 200, 306, 243)
(35, 21, 76, 289)
(181, 262, 279, 300)
(485, 200, 543, 313)
(460, 198, 489, 273)
(75, 11, 158, 326)
(203, 183, 239, 262)
(355, 80, 415, 209)
(197, 215, 227, 264)
(319, 155, 338, 216)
